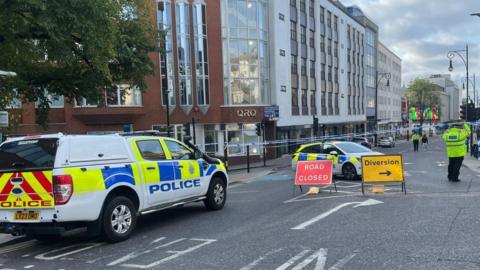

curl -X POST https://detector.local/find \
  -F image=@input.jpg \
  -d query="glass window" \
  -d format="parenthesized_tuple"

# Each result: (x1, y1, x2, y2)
(165, 140, 193, 160)
(136, 140, 166, 160)
(35, 91, 64, 108)
(301, 144, 321, 153)
(107, 84, 142, 106)
(194, 3, 210, 105)
(336, 142, 372, 153)
(158, 0, 175, 106)
(176, 1, 192, 106)
(204, 125, 218, 154)
(0, 138, 58, 172)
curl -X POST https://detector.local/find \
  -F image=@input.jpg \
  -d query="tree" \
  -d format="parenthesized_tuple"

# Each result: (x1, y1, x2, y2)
(0, 0, 163, 128)
(406, 78, 441, 126)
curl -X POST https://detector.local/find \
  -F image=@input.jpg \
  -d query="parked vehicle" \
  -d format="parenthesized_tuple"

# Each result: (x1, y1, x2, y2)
(378, 137, 395, 148)
(0, 133, 228, 242)
(352, 137, 372, 149)
(292, 141, 383, 180)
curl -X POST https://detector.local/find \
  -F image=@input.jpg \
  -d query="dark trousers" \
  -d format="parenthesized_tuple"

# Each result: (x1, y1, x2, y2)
(413, 141, 419, 152)
(448, 156, 464, 181)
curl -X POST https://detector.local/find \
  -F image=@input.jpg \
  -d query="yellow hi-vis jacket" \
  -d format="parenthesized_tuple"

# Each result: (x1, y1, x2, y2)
(412, 134, 421, 141)
(442, 123, 471, 158)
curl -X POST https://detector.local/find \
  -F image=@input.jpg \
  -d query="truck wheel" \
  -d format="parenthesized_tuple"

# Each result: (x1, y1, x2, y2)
(102, 196, 137, 243)
(204, 177, 227, 211)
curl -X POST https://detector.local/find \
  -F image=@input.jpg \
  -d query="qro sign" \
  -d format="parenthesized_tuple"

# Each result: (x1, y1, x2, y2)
(236, 109, 257, 117)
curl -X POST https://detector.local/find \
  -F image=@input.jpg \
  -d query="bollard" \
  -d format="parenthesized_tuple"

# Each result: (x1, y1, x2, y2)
(246, 145, 250, 173)
(224, 146, 229, 172)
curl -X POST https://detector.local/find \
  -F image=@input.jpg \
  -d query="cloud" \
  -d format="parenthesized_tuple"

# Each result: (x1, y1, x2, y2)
(341, 0, 480, 91)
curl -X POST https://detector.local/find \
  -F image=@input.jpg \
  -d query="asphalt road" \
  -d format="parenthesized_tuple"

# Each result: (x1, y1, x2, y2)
(1, 137, 480, 270)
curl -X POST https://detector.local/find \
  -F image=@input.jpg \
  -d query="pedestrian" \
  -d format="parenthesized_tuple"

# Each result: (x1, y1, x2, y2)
(442, 123, 471, 182)
(421, 134, 428, 150)
(412, 132, 420, 152)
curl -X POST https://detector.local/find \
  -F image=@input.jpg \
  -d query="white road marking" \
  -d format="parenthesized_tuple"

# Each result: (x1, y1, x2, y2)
(284, 194, 356, 204)
(24, 265, 34, 269)
(291, 199, 383, 230)
(107, 238, 186, 266)
(404, 172, 412, 177)
(404, 162, 414, 165)
(151, 237, 166, 244)
(239, 248, 284, 270)
(119, 238, 216, 269)
(328, 251, 359, 270)
(0, 240, 37, 254)
(275, 249, 311, 270)
(291, 248, 327, 270)
(35, 242, 103, 261)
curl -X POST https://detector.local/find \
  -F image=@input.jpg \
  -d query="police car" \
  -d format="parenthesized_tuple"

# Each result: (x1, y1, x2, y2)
(292, 141, 383, 180)
(0, 133, 228, 242)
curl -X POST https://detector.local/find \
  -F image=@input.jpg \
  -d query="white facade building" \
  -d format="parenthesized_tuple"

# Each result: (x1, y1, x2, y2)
(270, 0, 367, 151)
(428, 74, 461, 121)
(377, 42, 402, 131)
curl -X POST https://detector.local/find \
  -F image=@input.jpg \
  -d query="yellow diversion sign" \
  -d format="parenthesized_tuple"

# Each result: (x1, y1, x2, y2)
(361, 155, 406, 194)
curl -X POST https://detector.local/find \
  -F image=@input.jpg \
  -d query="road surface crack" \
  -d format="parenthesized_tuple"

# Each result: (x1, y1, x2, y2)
(438, 207, 463, 261)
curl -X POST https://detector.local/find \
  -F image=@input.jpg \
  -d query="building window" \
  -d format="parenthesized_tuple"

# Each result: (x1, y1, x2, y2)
(300, 26, 306, 44)
(106, 85, 142, 107)
(334, 42, 338, 57)
(75, 97, 98, 107)
(280, 49, 286, 56)
(300, 0, 306, 12)
(301, 58, 307, 76)
(290, 0, 296, 7)
(334, 67, 338, 83)
(157, 0, 175, 106)
(227, 123, 262, 156)
(176, 1, 192, 106)
(328, 66, 332, 82)
(321, 92, 326, 115)
(327, 11, 331, 28)
(35, 91, 64, 108)
(321, 64, 325, 80)
(222, 0, 269, 105)
(291, 55, 298, 74)
(334, 93, 339, 115)
(203, 124, 218, 154)
(320, 39, 325, 52)
(320, 6, 325, 23)
(328, 92, 333, 115)
(334, 15, 338, 31)
(193, 2, 209, 105)
(310, 90, 316, 114)
(292, 88, 299, 115)
(310, 60, 315, 78)
(290, 21, 297, 40)
(301, 89, 308, 115)
(309, 0, 314, 17)
(309, 30, 315, 47)
(279, 13, 285, 21)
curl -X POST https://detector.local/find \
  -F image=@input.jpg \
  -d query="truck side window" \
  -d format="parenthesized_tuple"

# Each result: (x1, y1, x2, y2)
(136, 140, 166, 160)
(165, 140, 192, 160)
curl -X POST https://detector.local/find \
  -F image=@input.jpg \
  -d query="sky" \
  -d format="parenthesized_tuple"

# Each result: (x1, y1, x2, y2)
(341, 0, 480, 91)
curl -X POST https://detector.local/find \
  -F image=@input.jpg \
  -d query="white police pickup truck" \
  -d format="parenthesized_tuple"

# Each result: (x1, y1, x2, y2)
(0, 133, 228, 242)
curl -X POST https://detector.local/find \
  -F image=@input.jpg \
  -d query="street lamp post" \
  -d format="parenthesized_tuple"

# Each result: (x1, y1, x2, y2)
(448, 44, 473, 153)
(374, 71, 391, 146)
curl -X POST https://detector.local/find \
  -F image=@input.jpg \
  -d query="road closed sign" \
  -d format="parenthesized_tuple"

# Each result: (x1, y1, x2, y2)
(361, 155, 404, 183)
(295, 160, 333, 186)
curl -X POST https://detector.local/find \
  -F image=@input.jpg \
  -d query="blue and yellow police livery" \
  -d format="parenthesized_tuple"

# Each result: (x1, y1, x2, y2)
(0, 134, 228, 243)
(291, 141, 383, 180)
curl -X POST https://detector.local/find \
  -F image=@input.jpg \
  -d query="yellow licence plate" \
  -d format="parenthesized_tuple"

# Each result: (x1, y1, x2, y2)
(14, 211, 40, 221)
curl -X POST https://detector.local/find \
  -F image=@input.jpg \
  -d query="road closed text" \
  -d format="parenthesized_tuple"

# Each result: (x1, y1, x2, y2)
(295, 160, 333, 185)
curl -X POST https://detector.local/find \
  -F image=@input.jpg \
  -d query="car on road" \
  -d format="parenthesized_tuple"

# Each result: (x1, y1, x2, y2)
(0, 133, 228, 242)
(378, 136, 395, 148)
(352, 137, 372, 149)
(292, 141, 383, 180)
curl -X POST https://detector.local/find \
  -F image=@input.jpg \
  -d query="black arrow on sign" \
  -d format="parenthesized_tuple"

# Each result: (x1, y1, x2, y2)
(379, 171, 392, 176)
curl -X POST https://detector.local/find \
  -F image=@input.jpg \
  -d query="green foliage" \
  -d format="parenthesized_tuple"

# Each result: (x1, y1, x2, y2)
(0, 0, 163, 128)
(406, 79, 442, 124)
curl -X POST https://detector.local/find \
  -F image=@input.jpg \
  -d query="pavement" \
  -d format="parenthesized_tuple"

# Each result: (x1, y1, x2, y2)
(1, 137, 480, 269)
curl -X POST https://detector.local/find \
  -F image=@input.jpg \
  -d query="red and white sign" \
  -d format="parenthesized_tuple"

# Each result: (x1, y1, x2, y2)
(295, 160, 333, 186)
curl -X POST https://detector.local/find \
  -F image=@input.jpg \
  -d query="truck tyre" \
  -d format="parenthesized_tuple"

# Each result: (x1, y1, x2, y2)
(204, 177, 226, 211)
(102, 196, 137, 243)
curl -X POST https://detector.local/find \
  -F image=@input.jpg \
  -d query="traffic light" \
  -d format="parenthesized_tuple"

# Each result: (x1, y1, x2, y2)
(460, 104, 466, 120)
(255, 123, 262, 136)
(313, 115, 319, 136)
(183, 123, 190, 136)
